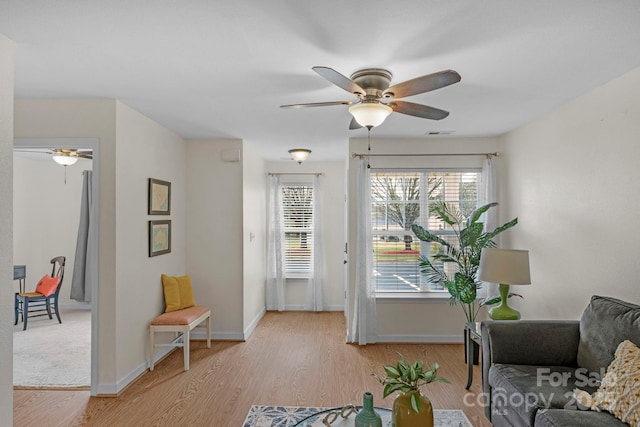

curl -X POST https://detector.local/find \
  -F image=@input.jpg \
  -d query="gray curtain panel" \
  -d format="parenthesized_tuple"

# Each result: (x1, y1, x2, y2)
(70, 170, 95, 303)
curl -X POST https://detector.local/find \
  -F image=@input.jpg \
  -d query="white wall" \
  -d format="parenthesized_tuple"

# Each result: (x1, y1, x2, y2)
(186, 139, 244, 339)
(0, 32, 14, 424)
(499, 66, 640, 319)
(13, 155, 92, 307)
(114, 101, 186, 383)
(14, 99, 118, 390)
(346, 137, 502, 341)
(265, 160, 346, 310)
(242, 142, 267, 335)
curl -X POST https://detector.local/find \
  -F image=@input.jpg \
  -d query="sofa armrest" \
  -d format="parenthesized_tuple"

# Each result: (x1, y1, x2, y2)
(481, 320, 580, 420)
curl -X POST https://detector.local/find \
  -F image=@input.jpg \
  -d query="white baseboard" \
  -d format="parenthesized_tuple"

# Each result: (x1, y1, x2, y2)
(376, 334, 463, 343)
(243, 307, 266, 340)
(283, 305, 345, 311)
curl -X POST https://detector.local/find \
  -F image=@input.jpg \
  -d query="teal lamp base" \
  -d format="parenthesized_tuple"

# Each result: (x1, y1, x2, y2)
(488, 284, 521, 320)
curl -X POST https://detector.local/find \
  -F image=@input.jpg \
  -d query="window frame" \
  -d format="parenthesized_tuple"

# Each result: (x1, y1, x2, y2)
(370, 167, 482, 296)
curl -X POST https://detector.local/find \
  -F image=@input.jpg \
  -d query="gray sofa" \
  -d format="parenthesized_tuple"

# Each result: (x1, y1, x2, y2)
(481, 295, 640, 426)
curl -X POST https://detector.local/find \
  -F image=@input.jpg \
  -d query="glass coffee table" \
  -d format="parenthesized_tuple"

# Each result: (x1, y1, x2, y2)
(293, 406, 390, 426)
(292, 405, 472, 426)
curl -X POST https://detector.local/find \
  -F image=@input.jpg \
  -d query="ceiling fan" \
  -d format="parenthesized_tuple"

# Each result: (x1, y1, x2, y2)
(281, 66, 461, 129)
(15, 148, 93, 166)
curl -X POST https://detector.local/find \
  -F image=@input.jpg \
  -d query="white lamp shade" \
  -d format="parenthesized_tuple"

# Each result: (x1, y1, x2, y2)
(479, 248, 531, 285)
(52, 154, 78, 166)
(288, 148, 311, 164)
(348, 103, 393, 128)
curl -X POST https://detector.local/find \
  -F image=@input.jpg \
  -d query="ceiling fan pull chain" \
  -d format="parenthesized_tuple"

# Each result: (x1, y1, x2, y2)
(367, 126, 372, 168)
(64, 165, 67, 184)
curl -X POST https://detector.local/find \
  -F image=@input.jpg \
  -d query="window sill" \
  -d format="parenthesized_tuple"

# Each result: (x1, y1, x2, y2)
(375, 292, 451, 303)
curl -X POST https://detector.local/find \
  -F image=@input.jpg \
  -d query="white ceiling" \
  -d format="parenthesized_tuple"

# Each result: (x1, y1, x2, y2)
(2, 1, 640, 161)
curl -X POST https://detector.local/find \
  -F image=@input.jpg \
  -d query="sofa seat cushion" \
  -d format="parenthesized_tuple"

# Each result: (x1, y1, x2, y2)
(489, 364, 599, 426)
(535, 408, 629, 427)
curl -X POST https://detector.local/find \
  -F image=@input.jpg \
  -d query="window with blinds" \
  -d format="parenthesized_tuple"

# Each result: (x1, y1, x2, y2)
(282, 184, 314, 278)
(371, 169, 480, 293)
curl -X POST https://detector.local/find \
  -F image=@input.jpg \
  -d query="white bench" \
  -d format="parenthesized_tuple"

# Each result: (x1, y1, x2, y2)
(149, 305, 211, 371)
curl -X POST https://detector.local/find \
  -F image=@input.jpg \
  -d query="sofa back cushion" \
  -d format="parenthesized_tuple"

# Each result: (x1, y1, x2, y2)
(577, 295, 640, 374)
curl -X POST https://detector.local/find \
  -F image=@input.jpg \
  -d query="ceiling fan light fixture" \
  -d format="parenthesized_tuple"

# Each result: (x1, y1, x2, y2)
(288, 148, 311, 164)
(52, 153, 78, 166)
(349, 103, 393, 128)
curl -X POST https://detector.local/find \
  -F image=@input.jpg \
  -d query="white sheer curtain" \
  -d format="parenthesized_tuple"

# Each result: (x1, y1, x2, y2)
(349, 158, 377, 344)
(479, 156, 498, 299)
(266, 175, 285, 311)
(306, 175, 328, 311)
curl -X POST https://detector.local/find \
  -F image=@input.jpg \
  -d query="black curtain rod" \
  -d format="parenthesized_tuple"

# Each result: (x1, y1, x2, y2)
(267, 172, 324, 176)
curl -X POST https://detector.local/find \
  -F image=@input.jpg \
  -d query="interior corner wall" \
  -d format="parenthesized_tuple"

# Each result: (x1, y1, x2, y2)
(499, 66, 640, 319)
(346, 137, 501, 341)
(114, 101, 186, 383)
(242, 142, 266, 335)
(0, 33, 14, 424)
(265, 160, 346, 311)
(13, 98, 118, 390)
(13, 156, 92, 307)
(186, 139, 244, 339)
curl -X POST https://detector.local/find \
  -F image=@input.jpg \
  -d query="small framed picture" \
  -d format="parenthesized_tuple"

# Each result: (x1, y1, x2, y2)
(149, 220, 171, 257)
(148, 178, 171, 215)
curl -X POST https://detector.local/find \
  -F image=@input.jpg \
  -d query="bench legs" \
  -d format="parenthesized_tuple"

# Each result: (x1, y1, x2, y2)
(149, 310, 211, 372)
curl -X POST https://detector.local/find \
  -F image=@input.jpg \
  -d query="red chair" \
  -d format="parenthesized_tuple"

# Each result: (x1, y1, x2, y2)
(14, 256, 66, 330)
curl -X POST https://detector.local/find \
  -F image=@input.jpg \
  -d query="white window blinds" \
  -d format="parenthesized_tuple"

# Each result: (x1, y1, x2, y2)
(282, 184, 314, 277)
(370, 169, 480, 292)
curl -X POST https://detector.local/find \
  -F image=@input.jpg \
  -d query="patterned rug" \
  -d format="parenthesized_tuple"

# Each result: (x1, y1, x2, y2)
(243, 405, 472, 426)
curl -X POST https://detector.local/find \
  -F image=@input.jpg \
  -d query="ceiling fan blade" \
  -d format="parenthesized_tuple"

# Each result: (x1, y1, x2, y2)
(14, 148, 52, 154)
(389, 101, 450, 120)
(348, 117, 363, 130)
(383, 69, 461, 99)
(280, 100, 353, 109)
(76, 152, 93, 159)
(312, 66, 365, 96)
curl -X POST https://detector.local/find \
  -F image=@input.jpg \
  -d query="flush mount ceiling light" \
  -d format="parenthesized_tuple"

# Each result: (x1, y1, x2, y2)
(348, 102, 393, 128)
(52, 152, 79, 166)
(288, 148, 311, 164)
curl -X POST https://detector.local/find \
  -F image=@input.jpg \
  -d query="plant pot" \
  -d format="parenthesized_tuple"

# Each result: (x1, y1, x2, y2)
(464, 328, 480, 365)
(391, 390, 433, 427)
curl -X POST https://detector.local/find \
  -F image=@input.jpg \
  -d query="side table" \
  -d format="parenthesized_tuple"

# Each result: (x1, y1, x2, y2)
(465, 322, 482, 389)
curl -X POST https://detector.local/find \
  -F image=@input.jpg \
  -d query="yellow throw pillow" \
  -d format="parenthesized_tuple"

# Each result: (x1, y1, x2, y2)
(161, 274, 181, 312)
(161, 274, 196, 312)
(591, 339, 640, 427)
(176, 275, 195, 309)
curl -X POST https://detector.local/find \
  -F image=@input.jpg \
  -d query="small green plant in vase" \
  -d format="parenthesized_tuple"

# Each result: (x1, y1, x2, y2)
(374, 357, 449, 427)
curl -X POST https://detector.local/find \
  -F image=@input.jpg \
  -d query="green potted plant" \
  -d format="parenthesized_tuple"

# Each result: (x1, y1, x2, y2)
(410, 201, 518, 323)
(374, 357, 449, 427)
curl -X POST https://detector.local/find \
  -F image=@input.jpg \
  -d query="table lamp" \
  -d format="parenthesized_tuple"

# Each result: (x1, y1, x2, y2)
(479, 248, 531, 320)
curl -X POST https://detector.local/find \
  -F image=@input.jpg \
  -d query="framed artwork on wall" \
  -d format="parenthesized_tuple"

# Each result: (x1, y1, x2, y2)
(148, 178, 171, 215)
(149, 220, 171, 257)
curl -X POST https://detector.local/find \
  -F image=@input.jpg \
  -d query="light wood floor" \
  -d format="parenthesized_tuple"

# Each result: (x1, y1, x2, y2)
(14, 311, 491, 426)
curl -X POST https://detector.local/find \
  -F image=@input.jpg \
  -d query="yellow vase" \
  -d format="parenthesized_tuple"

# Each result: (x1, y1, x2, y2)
(391, 390, 434, 427)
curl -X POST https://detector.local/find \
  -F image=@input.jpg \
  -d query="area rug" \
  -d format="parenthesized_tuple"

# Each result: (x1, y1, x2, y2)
(243, 405, 472, 426)
(13, 308, 91, 387)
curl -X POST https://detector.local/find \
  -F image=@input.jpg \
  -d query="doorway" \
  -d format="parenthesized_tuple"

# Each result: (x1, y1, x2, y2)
(13, 138, 99, 394)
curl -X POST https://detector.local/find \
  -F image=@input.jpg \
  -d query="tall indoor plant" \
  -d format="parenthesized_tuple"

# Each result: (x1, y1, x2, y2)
(411, 201, 518, 323)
